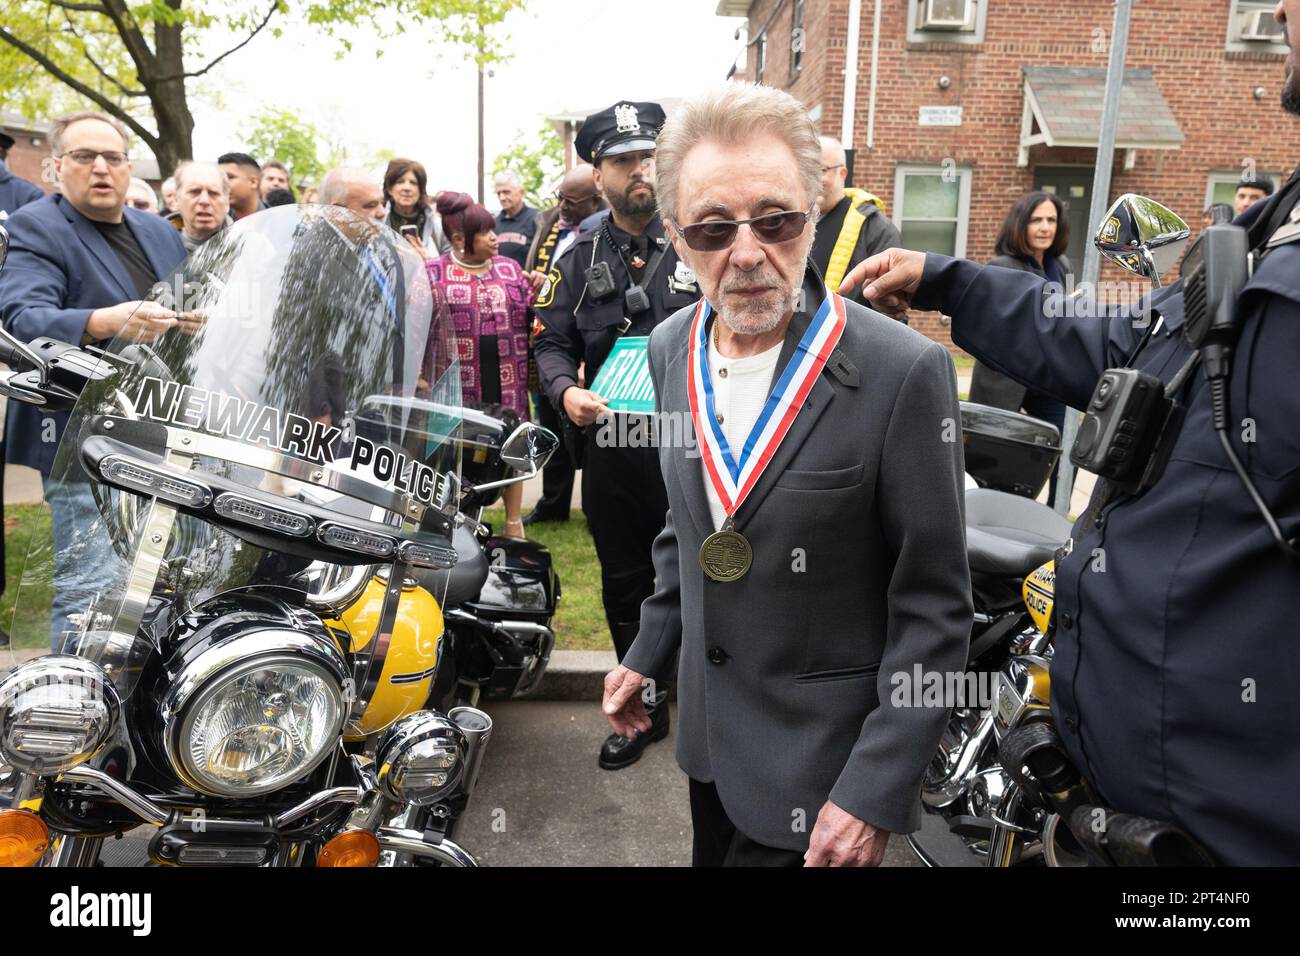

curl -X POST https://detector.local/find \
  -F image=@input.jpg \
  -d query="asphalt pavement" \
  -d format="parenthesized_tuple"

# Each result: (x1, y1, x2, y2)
(91, 699, 921, 867)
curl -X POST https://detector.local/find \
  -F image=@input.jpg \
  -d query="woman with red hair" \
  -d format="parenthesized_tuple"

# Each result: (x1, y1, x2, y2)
(425, 191, 537, 538)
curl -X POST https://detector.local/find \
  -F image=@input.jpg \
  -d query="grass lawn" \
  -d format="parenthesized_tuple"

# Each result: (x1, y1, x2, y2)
(481, 506, 608, 652)
(3, 504, 53, 649)
(2, 501, 607, 654)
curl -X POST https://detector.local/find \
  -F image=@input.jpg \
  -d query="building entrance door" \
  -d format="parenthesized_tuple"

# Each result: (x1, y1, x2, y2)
(1034, 166, 1093, 276)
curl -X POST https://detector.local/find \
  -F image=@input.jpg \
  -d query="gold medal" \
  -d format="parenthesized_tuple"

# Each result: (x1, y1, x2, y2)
(699, 523, 752, 582)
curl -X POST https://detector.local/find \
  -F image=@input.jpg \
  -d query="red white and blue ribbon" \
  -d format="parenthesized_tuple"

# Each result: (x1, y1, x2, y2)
(686, 292, 846, 517)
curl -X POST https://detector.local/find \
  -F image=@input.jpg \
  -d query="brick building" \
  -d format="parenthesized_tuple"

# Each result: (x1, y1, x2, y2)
(2, 111, 164, 198)
(1, 113, 56, 197)
(716, 0, 1300, 348)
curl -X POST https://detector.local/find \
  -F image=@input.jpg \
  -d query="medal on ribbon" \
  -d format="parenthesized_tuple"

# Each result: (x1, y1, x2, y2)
(687, 292, 847, 582)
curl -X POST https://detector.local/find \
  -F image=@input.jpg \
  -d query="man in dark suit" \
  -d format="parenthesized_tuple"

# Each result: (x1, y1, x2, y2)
(602, 84, 971, 866)
(0, 131, 44, 220)
(0, 111, 185, 647)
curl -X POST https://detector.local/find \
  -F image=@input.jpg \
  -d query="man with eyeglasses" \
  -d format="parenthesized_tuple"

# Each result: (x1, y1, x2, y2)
(521, 164, 606, 527)
(600, 84, 970, 866)
(0, 110, 185, 649)
(534, 100, 703, 770)
(810, 136, 900, 311)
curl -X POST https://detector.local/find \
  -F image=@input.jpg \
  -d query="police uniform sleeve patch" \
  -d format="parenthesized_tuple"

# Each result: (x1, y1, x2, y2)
(535, 268, 561, 309)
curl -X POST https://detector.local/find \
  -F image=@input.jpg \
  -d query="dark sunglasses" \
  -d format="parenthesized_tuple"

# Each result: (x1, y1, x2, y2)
(673, 205, 814, 252)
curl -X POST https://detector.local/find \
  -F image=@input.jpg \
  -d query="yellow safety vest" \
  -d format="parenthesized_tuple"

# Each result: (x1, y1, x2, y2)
(823, 187, 886, 292)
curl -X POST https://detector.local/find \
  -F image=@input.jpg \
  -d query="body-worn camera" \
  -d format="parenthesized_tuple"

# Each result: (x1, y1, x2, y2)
(1070, 366, 1179, 493)
(584, 261, 618, 302)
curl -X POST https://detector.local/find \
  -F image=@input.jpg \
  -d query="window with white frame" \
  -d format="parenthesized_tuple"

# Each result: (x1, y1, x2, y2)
(1225, 1, 1288, 54)
(907, 0, 987, 45)
(1206, 169, 1285, 211)
(893, 164, 973, 258)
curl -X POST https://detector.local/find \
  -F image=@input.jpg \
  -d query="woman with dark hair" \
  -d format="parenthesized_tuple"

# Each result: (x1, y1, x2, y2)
(425, 191, 536, 538)
(970, 190, 1074, 501)
(383, 158, 450, 258)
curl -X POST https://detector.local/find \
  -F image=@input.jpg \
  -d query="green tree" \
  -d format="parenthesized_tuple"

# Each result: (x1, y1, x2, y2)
(242, 108, 323, 185)
(0, 0, 528, 178)
(492, 121, 563, 208)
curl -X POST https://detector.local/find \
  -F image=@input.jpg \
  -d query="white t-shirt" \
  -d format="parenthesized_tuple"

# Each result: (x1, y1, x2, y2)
(702, 328, 783, 531)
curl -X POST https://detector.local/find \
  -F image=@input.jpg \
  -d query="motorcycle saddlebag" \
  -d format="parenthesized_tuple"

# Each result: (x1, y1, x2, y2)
(960, 401, 1061, 499)
(465, 536, 558, 624)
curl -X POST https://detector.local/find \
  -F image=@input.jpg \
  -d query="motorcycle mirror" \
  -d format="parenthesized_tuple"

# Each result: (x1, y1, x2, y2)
(500, 422, 560, 474)
(1093, 194, 1190, 286)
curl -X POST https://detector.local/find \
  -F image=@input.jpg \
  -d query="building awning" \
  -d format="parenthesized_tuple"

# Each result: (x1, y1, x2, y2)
(1018, 66, 1185, 167)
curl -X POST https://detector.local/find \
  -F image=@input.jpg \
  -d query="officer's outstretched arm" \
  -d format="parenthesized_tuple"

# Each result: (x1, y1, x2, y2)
(912, 254, 1142, 411)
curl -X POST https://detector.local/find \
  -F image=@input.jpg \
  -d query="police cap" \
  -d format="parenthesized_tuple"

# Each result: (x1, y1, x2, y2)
(575, 101, 666, 165)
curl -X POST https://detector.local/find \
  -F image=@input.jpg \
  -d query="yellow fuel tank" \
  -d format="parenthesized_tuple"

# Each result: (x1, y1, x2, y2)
(1022, 560, 1055, 635)
(325, 570, 444, 740)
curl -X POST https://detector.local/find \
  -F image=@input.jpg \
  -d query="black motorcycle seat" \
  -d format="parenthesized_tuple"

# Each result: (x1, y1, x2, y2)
(965, 487, 1073, 579)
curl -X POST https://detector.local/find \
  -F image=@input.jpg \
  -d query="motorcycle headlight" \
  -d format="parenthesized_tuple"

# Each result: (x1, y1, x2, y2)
(161, 631, 347, 797)
(0, 656, 120, 775)
(376, 711, 467, 806)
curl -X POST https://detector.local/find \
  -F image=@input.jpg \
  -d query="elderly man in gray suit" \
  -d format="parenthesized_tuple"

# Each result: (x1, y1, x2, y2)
(602, 83, 972, 867)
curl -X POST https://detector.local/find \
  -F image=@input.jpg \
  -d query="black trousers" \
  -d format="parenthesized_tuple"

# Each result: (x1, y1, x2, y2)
(581, 436, 667, 659)
(689, 778, 804, 867)
(532, 388, 574, 519)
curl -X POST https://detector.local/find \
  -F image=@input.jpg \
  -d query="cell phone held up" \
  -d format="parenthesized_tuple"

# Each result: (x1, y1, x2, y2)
(399, 225, 420, 238)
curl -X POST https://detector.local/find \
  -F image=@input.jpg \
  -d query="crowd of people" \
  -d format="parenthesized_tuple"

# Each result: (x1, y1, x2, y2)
(0, 17, 1297, 867)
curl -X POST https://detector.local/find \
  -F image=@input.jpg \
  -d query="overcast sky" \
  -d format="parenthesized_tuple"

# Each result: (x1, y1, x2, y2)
(190, 0, 748, 206)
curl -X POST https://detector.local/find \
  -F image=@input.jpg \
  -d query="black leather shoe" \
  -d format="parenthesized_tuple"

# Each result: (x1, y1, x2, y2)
(523, 508, 570, 526)
(598, 698, 670, 771)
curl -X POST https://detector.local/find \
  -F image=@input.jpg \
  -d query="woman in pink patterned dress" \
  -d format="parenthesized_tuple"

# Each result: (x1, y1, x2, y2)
(425, 192, 536, 539)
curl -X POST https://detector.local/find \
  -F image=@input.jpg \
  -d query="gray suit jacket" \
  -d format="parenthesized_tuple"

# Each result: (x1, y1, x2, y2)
(623, 273, 972, 850)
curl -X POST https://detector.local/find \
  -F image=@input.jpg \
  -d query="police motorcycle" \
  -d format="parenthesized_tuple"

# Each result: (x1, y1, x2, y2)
(910, 195, 1215, 867)
(0, 206, 554, 868)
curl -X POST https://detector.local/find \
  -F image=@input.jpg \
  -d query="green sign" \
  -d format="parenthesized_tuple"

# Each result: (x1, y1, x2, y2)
(590, 337, 654, 414)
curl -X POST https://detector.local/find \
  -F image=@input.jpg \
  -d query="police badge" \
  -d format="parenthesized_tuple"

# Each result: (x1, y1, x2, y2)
(614, 103, 640, 134)
(668, 260, 698, 294)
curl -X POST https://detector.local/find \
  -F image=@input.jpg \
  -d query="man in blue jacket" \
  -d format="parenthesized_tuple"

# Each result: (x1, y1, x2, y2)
(0, 131, 44, 220)
(839, 1, 1300, 859)
(0, 111, 185, 648)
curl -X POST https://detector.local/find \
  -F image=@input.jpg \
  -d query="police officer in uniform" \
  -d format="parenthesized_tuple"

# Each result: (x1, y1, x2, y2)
(841, 0, 1300, 862)
(534, 101, 703, 769)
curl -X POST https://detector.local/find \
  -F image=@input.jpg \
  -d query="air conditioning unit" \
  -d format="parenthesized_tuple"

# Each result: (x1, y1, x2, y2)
(919, 0, 977, 31)
(1240, 7, 1284, 42)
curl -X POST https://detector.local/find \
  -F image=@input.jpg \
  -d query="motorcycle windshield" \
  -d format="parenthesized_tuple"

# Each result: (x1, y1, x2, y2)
(5, 206, 461, 714)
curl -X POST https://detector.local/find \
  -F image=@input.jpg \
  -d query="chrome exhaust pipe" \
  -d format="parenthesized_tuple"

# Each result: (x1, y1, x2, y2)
(448, 705, 492, 803)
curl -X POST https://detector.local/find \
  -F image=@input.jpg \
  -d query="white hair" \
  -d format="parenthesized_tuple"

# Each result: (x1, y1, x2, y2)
(819, 135, 846, 166)
(655, 83, 822, 225)
(173, 161, 230, 198)
(493, 170, 523, 189)
(319, 166, 373, 205)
